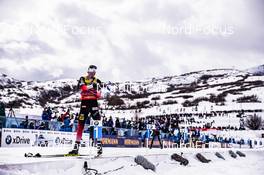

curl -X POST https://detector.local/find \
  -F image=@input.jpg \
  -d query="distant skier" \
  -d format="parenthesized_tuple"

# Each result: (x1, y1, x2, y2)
(69, 65, 103, 156)
(149, 120, 163, 149)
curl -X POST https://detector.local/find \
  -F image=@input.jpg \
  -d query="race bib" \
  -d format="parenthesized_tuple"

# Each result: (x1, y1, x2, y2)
(79, 114, 85, 121)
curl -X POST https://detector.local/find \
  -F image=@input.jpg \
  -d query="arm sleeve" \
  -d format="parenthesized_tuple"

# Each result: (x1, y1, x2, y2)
(79, 77, 87, 91)
(96, 79, 103, 90)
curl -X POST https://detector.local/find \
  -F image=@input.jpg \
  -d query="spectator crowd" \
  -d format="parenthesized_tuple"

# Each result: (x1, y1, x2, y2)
(4, 107, 263, 148)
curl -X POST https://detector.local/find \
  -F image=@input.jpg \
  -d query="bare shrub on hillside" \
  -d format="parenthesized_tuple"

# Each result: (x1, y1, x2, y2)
(245, 114, 263, 130)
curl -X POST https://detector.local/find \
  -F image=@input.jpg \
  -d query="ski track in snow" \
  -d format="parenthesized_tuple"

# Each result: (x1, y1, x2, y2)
(0, 147, 264, 175)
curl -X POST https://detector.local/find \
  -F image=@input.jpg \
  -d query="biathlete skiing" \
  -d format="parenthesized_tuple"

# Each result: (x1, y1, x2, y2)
(69, 65, 103, 156)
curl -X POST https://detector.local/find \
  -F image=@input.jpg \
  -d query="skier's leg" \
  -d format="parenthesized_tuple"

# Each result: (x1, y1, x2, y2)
(69, 117, 84, 154)
(89, 125, 94, 146)
(76, 114, 85, 142)
(91, 104, 102, 156)
(69, 101, 88, 154)
(93, 119, 103, 155)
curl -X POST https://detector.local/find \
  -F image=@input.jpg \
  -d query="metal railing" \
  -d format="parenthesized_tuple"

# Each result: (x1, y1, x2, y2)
(1, 116, 140, 137)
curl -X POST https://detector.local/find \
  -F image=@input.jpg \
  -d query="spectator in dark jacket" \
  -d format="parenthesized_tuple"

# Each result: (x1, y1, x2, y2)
(102, 117, 108, 127)
(107, 116, 114, 127)
(47, 107, 52, 120)
(28, 122, 35, 129)
(115, 118, 121, 128)
(41, 108, 49, 121)
(21, 115, 29, 129)
(121, 118, 127, 128)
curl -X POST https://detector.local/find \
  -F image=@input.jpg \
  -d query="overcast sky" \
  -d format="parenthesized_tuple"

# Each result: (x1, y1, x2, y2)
(0, 0, 263, 82)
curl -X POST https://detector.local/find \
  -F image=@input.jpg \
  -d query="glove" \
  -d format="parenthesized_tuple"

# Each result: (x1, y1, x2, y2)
(81, 84, 93, 91)
(81, 85, 87, 91)
(87, 84, 93, 90)
(96, 91, 101, 98)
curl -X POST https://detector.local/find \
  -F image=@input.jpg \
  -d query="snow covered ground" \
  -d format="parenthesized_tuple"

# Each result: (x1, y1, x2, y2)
(0, 146, 263, 175)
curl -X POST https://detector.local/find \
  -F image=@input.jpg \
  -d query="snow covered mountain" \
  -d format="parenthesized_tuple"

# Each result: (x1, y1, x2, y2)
(0, 66, 264, 113)
(246, 64, 264, 76)
(0, 73, 78, 109)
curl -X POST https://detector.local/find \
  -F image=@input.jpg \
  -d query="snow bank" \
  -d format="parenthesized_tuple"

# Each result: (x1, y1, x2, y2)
(0, 147, 263, 175)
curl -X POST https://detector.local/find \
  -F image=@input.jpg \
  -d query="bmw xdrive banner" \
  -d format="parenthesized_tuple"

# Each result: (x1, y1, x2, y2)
(1, 128, 90, 148)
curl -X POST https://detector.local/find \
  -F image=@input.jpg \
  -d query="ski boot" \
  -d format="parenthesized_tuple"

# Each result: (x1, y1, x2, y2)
(96, 140, 103, 157)
(68, 141, 80, 155)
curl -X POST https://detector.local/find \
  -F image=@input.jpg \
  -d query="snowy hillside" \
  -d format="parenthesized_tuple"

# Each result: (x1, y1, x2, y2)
(0, 66, 264, 116)
(0, 73, 79, 109)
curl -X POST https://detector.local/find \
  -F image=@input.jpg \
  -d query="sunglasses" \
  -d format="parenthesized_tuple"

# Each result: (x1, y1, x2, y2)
(89, 65, 97, 69)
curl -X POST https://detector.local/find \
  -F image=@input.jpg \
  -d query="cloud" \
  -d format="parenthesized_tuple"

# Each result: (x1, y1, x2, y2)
(0, 39, 55, 60)
(0, 0, 263, 82)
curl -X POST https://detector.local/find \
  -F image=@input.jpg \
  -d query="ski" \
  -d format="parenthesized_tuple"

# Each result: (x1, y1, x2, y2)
(24, 152, 92, 158)
(24, 152, 114, 159)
